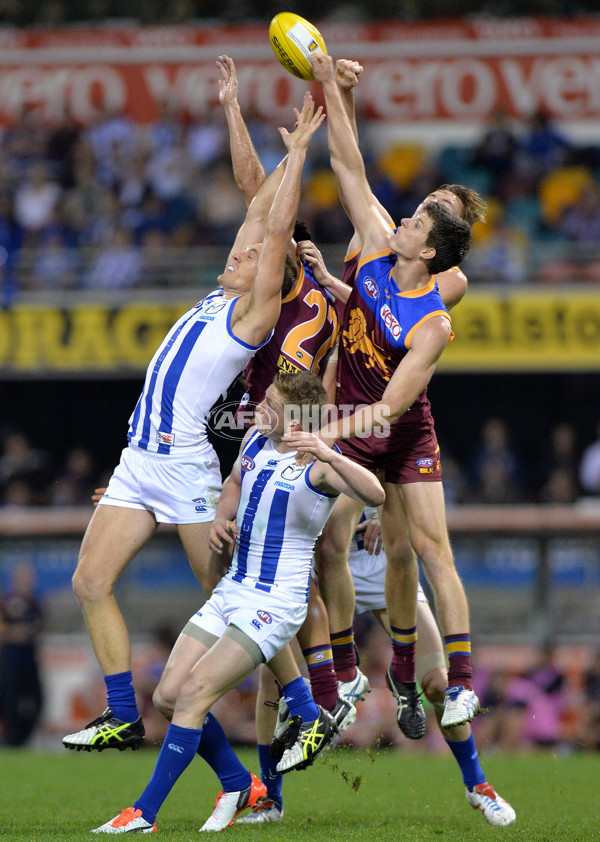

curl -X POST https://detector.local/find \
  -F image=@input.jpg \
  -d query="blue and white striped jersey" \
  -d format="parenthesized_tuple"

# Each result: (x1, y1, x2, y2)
(127, 290, 268, 454)
(226, 429, 339, 602)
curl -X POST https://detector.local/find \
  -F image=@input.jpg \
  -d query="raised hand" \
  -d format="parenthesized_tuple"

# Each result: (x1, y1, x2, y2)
(216, 54, 238, 107)
(336, 59, 364, 91)
(278, 92, 325, 152)
(296, 240, 332, 288)
(310, 52, 335, 83)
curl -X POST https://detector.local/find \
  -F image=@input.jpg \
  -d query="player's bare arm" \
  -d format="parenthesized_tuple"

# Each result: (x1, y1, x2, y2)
(296, 240, 351, 304)
(299, 315, 451, 447)
(311, 53, 390, 254)
(232, 95, 325, 345)
(217, 54, 266, 206)
(286, 429, 385, 506)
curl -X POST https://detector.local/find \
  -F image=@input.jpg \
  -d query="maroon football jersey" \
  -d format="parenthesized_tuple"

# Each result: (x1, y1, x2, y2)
(336, 250, 448, 426)
(244, 259, 339, 406)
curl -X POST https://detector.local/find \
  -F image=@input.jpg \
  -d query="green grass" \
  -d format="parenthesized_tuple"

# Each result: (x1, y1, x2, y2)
(0, 745, 596, 840)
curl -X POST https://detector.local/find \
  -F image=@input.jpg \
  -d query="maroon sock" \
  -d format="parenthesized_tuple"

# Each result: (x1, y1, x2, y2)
(390, 625, 417, 683)
(303, 645, 338, 711)
(330, 628, 357, 683)
(444, 634, 473, 689)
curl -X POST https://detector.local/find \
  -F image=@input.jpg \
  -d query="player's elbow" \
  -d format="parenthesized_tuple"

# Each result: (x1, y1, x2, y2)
(365, 483, 385, 508)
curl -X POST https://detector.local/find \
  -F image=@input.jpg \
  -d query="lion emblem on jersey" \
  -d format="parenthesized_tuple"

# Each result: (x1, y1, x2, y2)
(342, 308, 390, 380)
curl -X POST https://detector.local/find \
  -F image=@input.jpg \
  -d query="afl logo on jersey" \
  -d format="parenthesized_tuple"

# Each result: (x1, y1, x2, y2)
(364, 277, 378, 300)
(241, 455, 255, 471)
(257, 610, 272, 624)
(416, 457, 434, 468)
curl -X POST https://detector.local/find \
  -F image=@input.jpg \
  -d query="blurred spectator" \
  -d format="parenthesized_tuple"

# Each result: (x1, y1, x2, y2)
(464, 216, 527, 284)
(471, 107, 519, 199)
(578, 422, 600, 496)
(85, 105, 137, 189)
(467, 417, 524, 504)
(46, 111, 82, 189)
(85, 228, 142, 289)
(0, 431, 52, 505)
(558, 182, 600, 244)
(196, 161, 247, 245)
(29, 231, 79, 290)
(536, 422, 581, 504)
(501, 648, 566, 751)
(519, 109, 573, 182)
(13, 162, 62, 243)
(50, 447, 97, 506)
(580, 650, 600, 750)
(0, 562, 44, 746)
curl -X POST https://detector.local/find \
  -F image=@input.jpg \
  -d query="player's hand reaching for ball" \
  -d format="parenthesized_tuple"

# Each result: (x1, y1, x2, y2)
(216, 54, 239, 107)
(279, 92, 325, 153)
(310, 52, 335, 83)
(336, 59, 363, 91)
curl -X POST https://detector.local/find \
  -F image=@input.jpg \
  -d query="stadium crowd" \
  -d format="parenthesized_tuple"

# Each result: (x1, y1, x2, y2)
(0, 86, 600, 303)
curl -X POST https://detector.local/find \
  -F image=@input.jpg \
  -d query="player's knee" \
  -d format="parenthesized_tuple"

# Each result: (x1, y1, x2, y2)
(152, 684, 175, 719)
(385, 541, 417, 572)
(71, 562, 113, 604)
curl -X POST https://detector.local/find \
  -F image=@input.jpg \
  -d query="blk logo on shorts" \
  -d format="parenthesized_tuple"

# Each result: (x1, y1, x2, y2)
(257, 610, 272, 624)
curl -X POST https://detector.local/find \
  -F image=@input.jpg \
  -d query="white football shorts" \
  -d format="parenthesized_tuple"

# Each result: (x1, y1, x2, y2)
(185, 575, 308, 663)
(349, 546, 428, 614)
(98, 444, 222, 524)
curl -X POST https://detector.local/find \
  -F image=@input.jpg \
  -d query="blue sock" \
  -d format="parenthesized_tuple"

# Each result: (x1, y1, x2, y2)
(282, 676, 319, 722)
(257, 743, 283, 811)
(197, 713, 251, 792)
(134, 722, 202, 824)
(104, 671, 138, 722)
(446, 734, 486, 789)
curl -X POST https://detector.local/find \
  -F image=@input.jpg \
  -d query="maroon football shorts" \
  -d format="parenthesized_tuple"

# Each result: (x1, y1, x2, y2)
(337, 415, 442, 484)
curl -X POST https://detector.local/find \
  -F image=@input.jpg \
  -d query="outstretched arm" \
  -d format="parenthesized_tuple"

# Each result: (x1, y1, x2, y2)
(335, 58, 395, 240)
(232, 94, 326, 346)
(311, 53, 389, 250)
(217, 54, 266, 206)
(285, 315, 452, 452)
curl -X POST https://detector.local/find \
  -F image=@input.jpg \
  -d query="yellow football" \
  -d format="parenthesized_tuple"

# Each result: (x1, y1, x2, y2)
(269, 12, 327, 80)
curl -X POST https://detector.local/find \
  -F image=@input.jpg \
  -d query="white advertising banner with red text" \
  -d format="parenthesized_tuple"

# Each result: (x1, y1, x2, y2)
(1, 17, 599, 143)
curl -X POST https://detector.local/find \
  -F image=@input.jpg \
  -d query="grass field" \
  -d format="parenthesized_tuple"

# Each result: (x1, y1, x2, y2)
(0, 744, 596, 840)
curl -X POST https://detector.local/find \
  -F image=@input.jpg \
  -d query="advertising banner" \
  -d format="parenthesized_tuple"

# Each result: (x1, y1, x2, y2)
(1, 289, 600, 376)
(0, 18, 599, 137)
